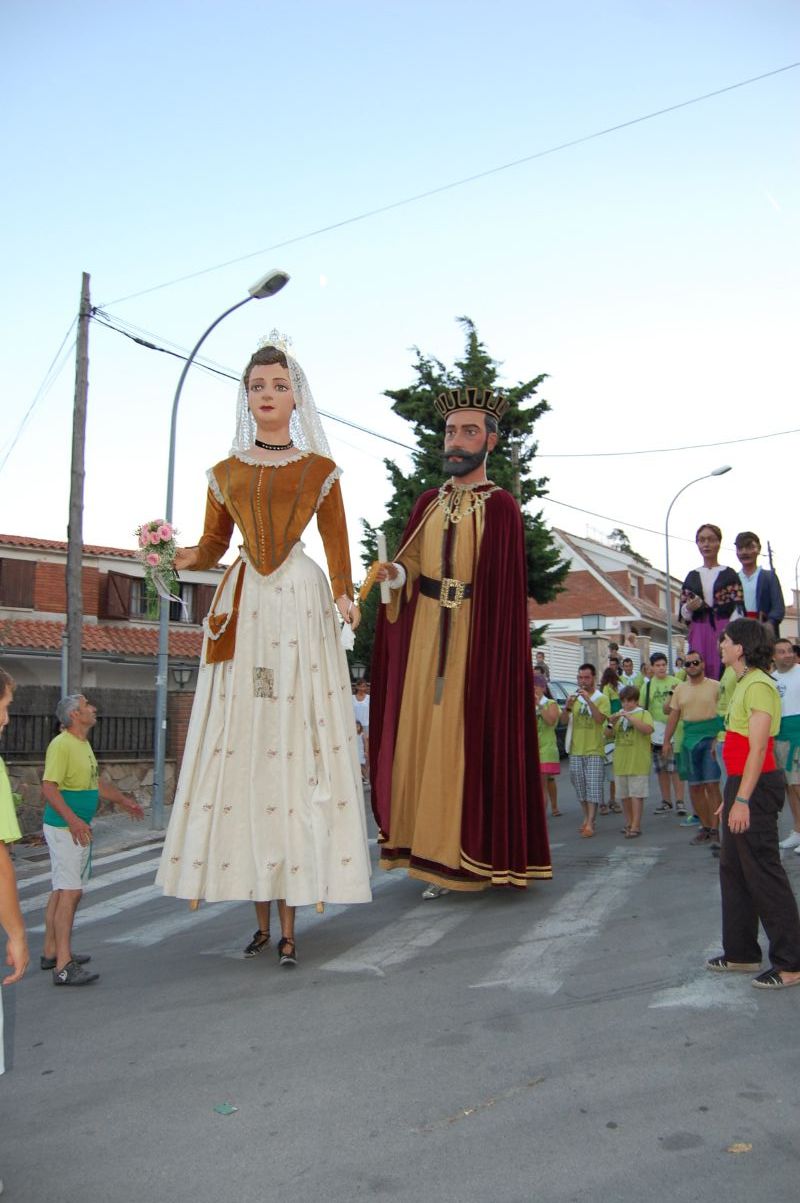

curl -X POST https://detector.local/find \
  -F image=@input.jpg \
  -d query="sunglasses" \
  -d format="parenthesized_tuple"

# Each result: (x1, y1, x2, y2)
(684, 659, 702, 668)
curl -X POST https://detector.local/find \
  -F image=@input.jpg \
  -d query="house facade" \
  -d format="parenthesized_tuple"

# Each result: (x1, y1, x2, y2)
(0, 533, 224, 828)
(529, 529, 687, 678)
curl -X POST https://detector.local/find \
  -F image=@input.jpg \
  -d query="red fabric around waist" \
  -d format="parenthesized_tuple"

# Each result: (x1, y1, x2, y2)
(723, 730, 776, 774)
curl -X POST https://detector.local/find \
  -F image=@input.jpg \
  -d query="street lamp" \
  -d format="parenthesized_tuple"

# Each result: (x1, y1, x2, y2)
(581, 614, 607, 633)
(151, 268, 290, 829)
(664, 465, 732, 673)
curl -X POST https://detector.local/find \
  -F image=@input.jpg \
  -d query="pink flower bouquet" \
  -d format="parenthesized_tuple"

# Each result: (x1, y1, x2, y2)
(134, 519, 179, 617)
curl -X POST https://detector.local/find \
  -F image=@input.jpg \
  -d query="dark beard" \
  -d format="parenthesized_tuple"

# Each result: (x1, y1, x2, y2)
(442, 440, 488, 478)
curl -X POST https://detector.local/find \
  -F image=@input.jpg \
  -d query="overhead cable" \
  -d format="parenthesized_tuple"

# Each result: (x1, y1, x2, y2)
(90, 311, 799, 463)
(0, 320, 77, 476)
(100, 61, 800, 307)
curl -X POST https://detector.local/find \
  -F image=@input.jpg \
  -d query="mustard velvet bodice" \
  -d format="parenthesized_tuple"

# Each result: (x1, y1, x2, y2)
(192, 453, 354, 599)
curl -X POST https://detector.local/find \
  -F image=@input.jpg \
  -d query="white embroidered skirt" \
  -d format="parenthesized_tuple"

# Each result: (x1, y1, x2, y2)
(156, 545, 372, 906)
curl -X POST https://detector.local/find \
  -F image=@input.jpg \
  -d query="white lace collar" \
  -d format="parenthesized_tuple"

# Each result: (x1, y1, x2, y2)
(231, 449, 312, 469)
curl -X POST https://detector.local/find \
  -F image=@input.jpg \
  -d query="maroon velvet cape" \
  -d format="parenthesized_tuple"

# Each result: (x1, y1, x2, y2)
(369, 486, 552, 887)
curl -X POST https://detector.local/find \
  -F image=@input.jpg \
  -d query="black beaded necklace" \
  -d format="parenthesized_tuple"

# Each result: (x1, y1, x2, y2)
(254, 438, 294, 451)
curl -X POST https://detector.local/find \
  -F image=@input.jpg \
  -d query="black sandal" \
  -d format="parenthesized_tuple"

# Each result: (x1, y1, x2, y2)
(243, 929, 271, 958)
(278, 937, 297, 967)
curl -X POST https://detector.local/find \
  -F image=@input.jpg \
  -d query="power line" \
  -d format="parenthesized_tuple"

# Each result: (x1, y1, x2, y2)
(544, 495, 698, 545)
(536, 425, 800, 458)
(90, 307, 798, 461)
(100, 61, 800, 308)
(0, 320, 78, 476)
(91, 312, 418, 454)
(90, 311, 800, 464)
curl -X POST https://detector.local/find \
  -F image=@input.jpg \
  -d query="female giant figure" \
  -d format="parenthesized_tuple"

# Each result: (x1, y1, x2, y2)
(156, 338, 372, 965)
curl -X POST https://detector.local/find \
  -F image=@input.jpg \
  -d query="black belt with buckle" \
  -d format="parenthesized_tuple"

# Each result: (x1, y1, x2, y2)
(419, 574, 473, 608)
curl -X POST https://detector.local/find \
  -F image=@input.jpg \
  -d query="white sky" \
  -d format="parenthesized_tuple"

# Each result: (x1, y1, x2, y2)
(2, 1, 798, 595)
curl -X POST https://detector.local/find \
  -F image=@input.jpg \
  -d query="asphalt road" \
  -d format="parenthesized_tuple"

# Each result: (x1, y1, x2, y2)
(3, 779, 800, 1203)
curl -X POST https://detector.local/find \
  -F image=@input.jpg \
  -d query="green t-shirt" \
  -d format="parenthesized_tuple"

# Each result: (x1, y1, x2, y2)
(726, 669, 781, 739)
(536, 699, 560, 764)
(570, 691, 611, 757)
(613, 709, 654, 777)
(43, 731, 99, 827)
(602, 684, 622, 714)
(640, 674, 680, 727)
(0, 756, 22, 843)
(716, 666, 738, 740)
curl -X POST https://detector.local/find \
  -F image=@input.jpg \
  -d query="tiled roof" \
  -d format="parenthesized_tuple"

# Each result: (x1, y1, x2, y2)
(554, 529, 685, 629)
(0, 533, 138, 559)
(0, 619, 202, 659)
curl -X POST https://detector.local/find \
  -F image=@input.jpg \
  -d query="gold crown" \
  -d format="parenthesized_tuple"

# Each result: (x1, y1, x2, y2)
(434, 386, 509, 421)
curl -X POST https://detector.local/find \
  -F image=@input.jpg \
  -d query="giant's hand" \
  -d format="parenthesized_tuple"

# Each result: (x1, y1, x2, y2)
(336, 595, 361, 632)
(174, 546, 199, 571)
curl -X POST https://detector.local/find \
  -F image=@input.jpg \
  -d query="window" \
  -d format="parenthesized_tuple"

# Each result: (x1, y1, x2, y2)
(170, 583, 194, 624)
(0, 558, 35, 607)
(128, 578, 195, 623)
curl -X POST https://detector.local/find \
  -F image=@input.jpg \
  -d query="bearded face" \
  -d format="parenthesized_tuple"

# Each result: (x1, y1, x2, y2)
(442, 436, 489, 477)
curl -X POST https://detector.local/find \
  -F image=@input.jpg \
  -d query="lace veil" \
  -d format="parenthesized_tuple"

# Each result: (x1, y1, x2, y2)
(231, 331, 332, 458)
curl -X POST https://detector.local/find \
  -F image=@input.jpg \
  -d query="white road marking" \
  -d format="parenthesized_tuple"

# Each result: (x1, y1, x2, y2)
(321, 898, 467, 977)
(15, 841, 164, 890)
(18, 851, 161, 914)
(19, 856, 162, 915)
(649, 938, 760, 1013)
(134, 872, 400, 953)
(27, 883, 163, 933)
(108, 900, 243, 947)
(470, 846, 662, 993)
(649, 973, 758, 1015)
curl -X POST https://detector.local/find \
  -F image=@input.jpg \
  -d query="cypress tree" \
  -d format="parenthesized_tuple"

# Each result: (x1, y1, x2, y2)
(351, 317, 567, 668)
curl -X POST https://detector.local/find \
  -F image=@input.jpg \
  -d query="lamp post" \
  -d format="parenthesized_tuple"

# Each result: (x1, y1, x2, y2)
(664, 465, 732, 673)
(580, 613, 607, 670)
(151, 268, 290, 829)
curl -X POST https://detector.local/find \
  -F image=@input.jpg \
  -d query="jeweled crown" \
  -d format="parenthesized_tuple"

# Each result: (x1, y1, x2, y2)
(434, 386, 509, 421)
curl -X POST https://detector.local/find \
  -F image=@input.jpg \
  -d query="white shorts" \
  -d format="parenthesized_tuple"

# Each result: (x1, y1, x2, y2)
(615, 774, 650, 799)
(43, 823, 92, 890)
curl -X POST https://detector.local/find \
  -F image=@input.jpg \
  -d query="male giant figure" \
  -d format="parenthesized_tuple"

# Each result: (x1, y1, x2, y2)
(369, 387, 551, 897)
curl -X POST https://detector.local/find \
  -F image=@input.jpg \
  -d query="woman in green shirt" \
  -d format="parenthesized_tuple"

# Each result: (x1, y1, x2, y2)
(707, 619, 800, 988)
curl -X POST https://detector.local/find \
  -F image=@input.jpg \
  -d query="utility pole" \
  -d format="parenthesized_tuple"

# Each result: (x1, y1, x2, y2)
(510, 436, 521, 507)
(66, 272, 91, 695)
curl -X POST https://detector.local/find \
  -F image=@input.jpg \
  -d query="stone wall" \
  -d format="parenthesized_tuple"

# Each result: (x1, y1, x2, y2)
(8, 758, 176, 836)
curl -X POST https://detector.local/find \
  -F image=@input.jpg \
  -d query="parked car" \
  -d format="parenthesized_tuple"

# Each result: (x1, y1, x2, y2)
(545, 679, 577, 759)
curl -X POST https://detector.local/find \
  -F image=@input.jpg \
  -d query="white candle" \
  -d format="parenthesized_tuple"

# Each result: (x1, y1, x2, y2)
(377, 532, 391, 604)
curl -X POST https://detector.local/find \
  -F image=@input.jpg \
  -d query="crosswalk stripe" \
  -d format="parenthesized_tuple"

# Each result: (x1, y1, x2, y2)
(649, 888, 758, 1013)
(108, 900, 243, 947)
(19, 856, 162, 915)
(470, 846, 661, 993)
(27, 883, 163, 934)
(109, 870, 398, 950)
(649, 967, 759, 1014)
(321, 898, 467, 977)
(16, 841, 163, 891)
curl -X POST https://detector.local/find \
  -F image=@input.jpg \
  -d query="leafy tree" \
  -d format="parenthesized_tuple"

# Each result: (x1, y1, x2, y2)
(350, 317, 568, 668)
(609, 527, 652, 567)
